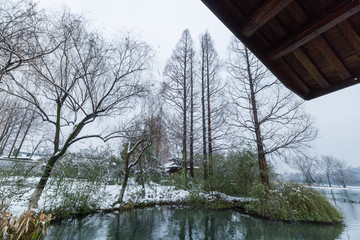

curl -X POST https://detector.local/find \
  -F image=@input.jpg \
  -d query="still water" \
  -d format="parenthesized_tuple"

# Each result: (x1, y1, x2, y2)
(47, 188, 360, 240)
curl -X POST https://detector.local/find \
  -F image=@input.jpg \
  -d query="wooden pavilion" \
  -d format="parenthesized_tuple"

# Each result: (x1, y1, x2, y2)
(201, 0, 360, 100)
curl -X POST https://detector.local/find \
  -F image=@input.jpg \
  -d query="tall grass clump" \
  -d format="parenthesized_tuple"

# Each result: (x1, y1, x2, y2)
(246, 182, 343, 223)
(0, 208, 52, 240)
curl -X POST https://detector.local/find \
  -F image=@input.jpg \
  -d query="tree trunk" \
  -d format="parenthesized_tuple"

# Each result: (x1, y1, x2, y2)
(182, 44, 188, 187)
(201, 51, 208, 182)
(30, 118, 85, 207)
(139, 156, 146, 198)
(189, 53, 194, 178)
(246, 48, 269, 186)
(16, 113, 34, 158)
(118, 166, 130, 204)
(206, 49, 213, 179)
(29, 155, 59, 207)
(257, 151, 269, 185)
(0, 123, 15, 155)
(327, 172, 332, 187)
(8, 122, 24, 158)
(0, 112, 14, 144)
(117, 151, 133, 204)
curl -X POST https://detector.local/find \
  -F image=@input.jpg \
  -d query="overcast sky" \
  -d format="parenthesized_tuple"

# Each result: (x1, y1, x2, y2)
(38, 0, 360, 168)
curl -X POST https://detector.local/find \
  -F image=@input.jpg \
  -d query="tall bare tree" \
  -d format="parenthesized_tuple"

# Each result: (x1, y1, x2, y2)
(189, 49, 195, 178)
(199, 31, 224, 185)
(162, 29, 195, 186)
(0, 11, 153, 206)
(227, 37, 317, 185)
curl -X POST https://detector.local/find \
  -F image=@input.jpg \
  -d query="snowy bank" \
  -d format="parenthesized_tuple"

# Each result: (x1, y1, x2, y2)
(2, 177, 249, 218)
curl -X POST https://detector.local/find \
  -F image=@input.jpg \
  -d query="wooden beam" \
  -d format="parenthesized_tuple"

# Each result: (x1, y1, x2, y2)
(241, 0, 293, 37)
(338, 20, 360, 54)
(286, 1, 308, 24)
(269, 1, 360, 61)
(314, 35, 352, 80)
(307, 75, 360, 100)
(292, 48, 330, 88)
(278, 59, 311, 94)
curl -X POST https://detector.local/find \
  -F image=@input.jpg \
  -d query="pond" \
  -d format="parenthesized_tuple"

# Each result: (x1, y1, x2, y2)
(319, 187, 360, 239)
(46, 187, 360, 240)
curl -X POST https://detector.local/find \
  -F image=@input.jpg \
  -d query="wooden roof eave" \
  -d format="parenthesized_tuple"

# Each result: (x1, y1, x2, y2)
(201, 0, 360, 100)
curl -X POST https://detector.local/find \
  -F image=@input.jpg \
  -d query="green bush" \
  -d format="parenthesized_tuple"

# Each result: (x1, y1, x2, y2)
(246, 182, 343, 223)
(210, 149, 260, 196)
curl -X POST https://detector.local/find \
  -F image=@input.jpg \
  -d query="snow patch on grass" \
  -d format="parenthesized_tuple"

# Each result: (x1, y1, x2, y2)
(2, 177, 252, 218)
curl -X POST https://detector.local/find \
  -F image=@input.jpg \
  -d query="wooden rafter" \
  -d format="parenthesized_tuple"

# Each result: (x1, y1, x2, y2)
(286, 1, 308, 24)
(241, 0, 293, 37)
(314, 35, 351, 80)
(292, 48, 330, 88)
(269, 1, 360, 61)
(338, 20, 360, 54)
(278, 59, 310, 94)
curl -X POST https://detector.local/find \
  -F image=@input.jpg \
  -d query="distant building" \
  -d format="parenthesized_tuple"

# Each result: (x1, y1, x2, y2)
(0, 152, 46, 163)
(162, 158, 199, 175)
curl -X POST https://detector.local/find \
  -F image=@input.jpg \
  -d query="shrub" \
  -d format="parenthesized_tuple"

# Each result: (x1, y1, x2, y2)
(41, 173, 108, 219)
(0, 161, 39, 210)
(210, 149, 260, 196)
(246, 182, 343, 223)
(41, 149, 113, 219)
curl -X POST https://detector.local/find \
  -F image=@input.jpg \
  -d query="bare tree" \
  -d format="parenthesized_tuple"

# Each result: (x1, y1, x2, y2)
(189, 48, 195, 178)
(141, 95, 171, 164)
(0, 0, 60, 82)
(0, 11, 153, 206)
(0, 96, 40, 157)
(162, 29, 195, 186)
(15, 111, 36, 157)
(318, 155, 338, 187)
(116, 137, 151, 204)
(7, 109, 28, 158)
(0, 96, 18, 154)
(333, 159, 351, 188)
(319, 155, 351, 188)
(199, 31, 224, 185)
(227, 37, 317, 185)
(292, 155, 317, 185)
(113, 106, 164, 205)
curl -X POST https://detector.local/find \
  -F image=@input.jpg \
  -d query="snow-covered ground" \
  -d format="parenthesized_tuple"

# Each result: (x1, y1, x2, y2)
(1, 177, 248, 217)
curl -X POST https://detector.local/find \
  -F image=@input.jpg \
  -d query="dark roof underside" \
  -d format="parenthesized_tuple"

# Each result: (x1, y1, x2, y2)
(201, 0, 360, 100)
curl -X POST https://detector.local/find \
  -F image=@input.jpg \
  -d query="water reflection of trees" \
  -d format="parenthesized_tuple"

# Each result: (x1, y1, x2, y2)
(47, 206, 343, 240)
